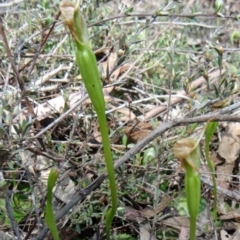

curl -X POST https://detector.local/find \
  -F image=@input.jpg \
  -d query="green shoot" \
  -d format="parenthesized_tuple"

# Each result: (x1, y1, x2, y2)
(45, 168, 60, 240)
(205, 121, 218, 218)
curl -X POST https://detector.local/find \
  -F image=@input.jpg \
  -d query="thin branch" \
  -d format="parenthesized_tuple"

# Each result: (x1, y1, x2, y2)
(89, 11, 238, 27)
(0, 16, 25, 92)
(31, 95, 88, 138)
(6, 10, 61, 81)
(63, 111, 81, 160)
(27, 147, 64, 162)
(201, 176, 240, 201)
(27, 10, 61, 78)
(0, 0, 24, 8)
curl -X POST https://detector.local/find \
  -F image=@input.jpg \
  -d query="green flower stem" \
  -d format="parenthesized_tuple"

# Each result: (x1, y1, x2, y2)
(60, 2, 117, 239)
(76, 44, 117, 239)
(45, 169, 60, 240)
(185, 157, 200, 240)
(174, 138, 201, 240)
(205, 122, 218, 219)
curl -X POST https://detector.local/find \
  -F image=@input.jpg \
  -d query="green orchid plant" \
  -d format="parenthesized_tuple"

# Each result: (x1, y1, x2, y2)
(204, 122, 218, 218)
(60, 1, 117, 239)
(174, 121, 218, 240)
(174, 137, 201, 240)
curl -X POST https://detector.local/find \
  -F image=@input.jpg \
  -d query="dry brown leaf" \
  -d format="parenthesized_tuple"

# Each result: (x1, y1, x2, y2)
(138, 221, 157, 240)
(108, 64, 130, 82)
(84, 95, 113, 105)
(141, 195, 174, 219)
(34, 91, 85, 120)
(129, 130, 151, 143)
(93, 124, 102, 143)
(103, 85, 114, 95)
(216, 163, 234, 214)
(232, 229, 240, 240)
(125, 122, 153, 143)
(54, 174, 75, 204)
(163, 217, 202, 236)
(223, 221, 240, 231)
(220, 209, 240, 220)
(163, 216, 190, 230)
(34, 88, 114, 121)
(218, 122, 240, 163)
(124, 195, 173, 225)
(100, 51, 117, 78)
(109, 104, 136, 121)
(178, 226, 189, 240)
(99, 50, 130, 82)
(124, 206, 141, 222)
(216, 164, 234, 189)
(220, 229, 232, 240)
(144, 105, 168, 120)
(210, 151, 223, 166)
(34, 64, 68, 86)
(140, 206, 155, 219)
(116, 64, 130, 78)
(215, 121, 240, 214)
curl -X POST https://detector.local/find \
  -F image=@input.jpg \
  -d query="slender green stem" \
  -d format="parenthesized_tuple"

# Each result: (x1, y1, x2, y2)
(59, 2, 118, 238)
(174, 128, 208, 240)
(75, 43, 117, 240)
(189, 217, 197, 240)
(205, 122, 218, 219)
(99, 117, 117, 239)
(185, 170, 200, 240)
(45, 169, 60, 240)
(185, 151, 201, 240)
